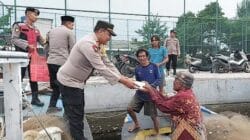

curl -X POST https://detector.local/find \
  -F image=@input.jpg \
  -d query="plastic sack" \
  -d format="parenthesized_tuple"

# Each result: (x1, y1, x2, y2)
(30, 49, 50, 82)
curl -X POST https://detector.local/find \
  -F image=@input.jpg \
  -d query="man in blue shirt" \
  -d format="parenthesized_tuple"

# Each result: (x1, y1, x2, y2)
(148, 35, 168, 94)
(127, 48, 161, 133)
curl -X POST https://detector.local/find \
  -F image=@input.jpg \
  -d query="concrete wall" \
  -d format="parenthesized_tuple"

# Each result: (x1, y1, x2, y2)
(85, 73, 250, 113)
(192, 73, 250, 104)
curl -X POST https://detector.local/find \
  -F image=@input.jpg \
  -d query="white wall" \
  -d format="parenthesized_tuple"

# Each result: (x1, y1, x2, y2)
(85, 73, 250, 113)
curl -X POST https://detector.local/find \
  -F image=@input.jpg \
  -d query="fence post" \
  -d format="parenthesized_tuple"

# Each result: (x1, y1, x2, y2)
(127, 19, 130, 51)
(54, 13, 57, 28)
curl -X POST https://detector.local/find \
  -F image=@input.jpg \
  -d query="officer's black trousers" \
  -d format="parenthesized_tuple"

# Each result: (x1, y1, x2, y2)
(59, 82, 86, 140)
(21, 63, 38, 95)
(166, 54, 178, 74)
(47, 64, 61, 107)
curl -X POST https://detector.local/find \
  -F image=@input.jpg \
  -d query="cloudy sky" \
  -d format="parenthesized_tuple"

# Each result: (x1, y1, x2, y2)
(1, 0, 242, 18)
(1, 0, 244, 40)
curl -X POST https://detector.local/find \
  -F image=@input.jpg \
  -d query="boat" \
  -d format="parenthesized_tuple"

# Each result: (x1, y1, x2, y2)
(121, 106, 216, 140)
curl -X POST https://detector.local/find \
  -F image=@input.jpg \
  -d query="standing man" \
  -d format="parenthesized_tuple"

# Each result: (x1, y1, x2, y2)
(142, 72, 206, 140)
(164, 29, 180, 76)
(127, 48, 161, 133)
(148, 35, 168, 94)
(57, 20, 136, 140)
(45, 15, 75, 113)
(11, 7, 46, 106)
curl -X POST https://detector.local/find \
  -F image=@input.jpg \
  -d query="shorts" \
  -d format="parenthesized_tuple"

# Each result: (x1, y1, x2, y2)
(128, 94, 157, 117)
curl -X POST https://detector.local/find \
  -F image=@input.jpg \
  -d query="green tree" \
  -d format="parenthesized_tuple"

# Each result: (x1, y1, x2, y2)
(197, 2, 228, 54)
(197, 2, 224, 18)
(176, 2, 229, 56)
(237, 0, 250, 18)
(176, 11, 200, 56)
(0, 13, 11, 46)
(134, 15, 168, 49)
(236, 0, 250, 52)
(0, 14, 11, 33)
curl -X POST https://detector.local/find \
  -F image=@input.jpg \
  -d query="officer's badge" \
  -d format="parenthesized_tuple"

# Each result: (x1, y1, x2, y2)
(92, 45, 99, 52)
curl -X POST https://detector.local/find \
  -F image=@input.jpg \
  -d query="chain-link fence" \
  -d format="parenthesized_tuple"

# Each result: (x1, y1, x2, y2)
(0, 2, 249, 62)
(178, 17, 250, 56)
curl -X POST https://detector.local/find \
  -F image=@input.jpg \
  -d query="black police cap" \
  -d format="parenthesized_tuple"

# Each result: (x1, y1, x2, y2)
(170, 29, 177, 33)
(25, 7, 40, 15)
(61, 16, 75, 22)
(94, 20, 117, 36)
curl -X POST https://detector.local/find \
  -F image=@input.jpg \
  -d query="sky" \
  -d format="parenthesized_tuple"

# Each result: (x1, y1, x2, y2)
(0, 0, 244, 41)
(1, 0, 242, 18)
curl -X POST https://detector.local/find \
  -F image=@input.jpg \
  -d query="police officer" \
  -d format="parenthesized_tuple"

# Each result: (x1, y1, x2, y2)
(45, 15, 75, 113)
(164, 29, 180, 76)
(11, 7, 46, 106)
(57, 20, 136, 140)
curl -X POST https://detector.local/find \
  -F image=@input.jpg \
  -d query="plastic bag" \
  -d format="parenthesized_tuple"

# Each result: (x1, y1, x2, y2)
(30, 49, 50, 82)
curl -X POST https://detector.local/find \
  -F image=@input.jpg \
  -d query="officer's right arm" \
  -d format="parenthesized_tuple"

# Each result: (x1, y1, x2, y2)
(44, 32, 50, 58)
(81, 42, 121, 85)
(11, 24, 29, 51)
(68, 31, 75, 52)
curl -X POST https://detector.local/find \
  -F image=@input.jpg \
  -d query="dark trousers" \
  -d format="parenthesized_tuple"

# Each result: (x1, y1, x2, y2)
(166, 54, 178, 74)
(21, 63, 38, 94)
(59, 83, 86, 140)
(48, 64, 61, 107)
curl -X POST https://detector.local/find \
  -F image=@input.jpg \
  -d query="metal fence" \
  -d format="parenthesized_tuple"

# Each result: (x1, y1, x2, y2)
(178, 17, 250, 56)
(0, 3, 249, 58)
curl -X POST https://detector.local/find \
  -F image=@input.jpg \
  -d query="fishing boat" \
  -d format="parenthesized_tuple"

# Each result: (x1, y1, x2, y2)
(121, 106, 216, 140)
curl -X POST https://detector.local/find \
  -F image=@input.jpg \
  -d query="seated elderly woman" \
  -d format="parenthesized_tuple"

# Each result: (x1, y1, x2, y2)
(141, 72, 207, 140)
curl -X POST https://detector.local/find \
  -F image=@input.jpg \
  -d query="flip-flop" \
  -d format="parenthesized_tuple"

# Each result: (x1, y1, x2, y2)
(128, 126, 140, 133)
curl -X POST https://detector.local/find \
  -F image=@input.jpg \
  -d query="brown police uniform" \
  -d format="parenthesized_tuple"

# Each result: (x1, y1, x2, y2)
(164, 37, 180, 56)
(45, 19, 75, 109)
(57, 33, 121, 88)
(11, 20, 46, 106)
(12, 23, 45, 52)
(57, 32, 121, 140)
(164, 37, 180, 75)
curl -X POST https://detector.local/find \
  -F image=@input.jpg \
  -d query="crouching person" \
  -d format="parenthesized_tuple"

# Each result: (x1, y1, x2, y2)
(141, 72, 207, 140)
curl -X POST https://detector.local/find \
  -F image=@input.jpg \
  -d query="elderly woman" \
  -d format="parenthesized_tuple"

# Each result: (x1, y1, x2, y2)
(141, 72, 206, 140)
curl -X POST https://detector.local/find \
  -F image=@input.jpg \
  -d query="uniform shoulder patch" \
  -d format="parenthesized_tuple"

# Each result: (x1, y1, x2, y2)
(15, 28, 20, 32)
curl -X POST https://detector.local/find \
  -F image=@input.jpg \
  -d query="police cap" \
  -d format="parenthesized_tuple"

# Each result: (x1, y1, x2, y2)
(61, 16, 75, 22)
(94, 20, 117, 36)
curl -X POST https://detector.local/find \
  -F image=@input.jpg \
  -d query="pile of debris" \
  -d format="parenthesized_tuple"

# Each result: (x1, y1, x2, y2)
(23, 115, 72, 140)
(205, 111, 250, 140)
